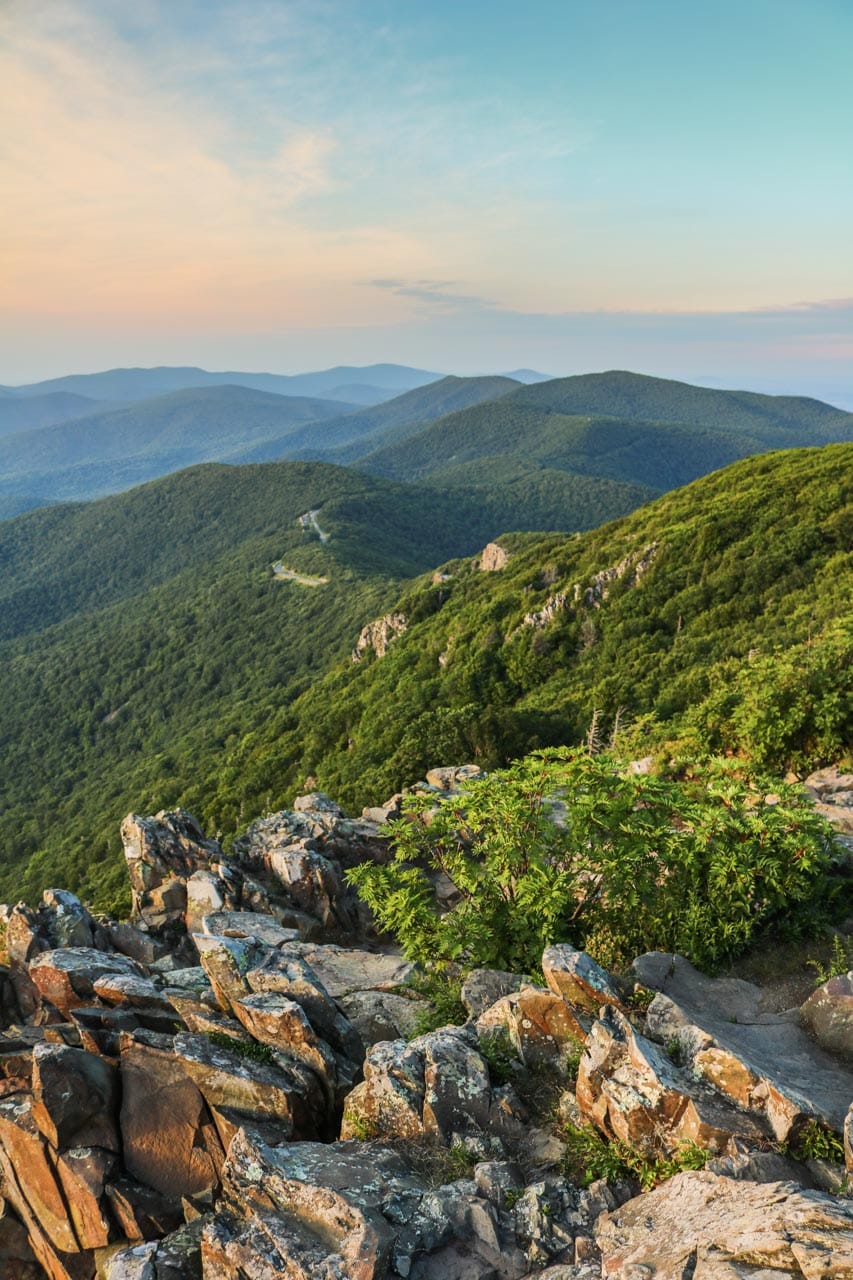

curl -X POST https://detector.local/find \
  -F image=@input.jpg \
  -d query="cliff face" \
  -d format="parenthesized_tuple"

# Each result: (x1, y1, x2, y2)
(0, 769, 852, 1278)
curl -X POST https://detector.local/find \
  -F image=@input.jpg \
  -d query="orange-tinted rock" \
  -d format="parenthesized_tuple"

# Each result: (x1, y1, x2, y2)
(542, 944, 628, 1015)
(476, 987, 586, 1070)
(28, 949, 145, 1019)
(119, 1031, 225, 1201)
(577, 1005, 768, 1155)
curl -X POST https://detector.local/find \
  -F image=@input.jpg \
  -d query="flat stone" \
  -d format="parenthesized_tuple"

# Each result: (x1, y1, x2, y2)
(283, 943, 414, 998)
(173, 1031, 326, 1140)
(595, 1169, 853, 1279)
(119, 1031, 225, 1200)
(634, 951, 853, 1137)
(201, 912, 300, 947)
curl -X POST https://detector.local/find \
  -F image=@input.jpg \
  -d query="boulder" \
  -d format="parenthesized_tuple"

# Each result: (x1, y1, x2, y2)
(194, 933, 268, 1016)
(172, 1030, 327, 1140)
(576, 1004, 770, 1155)
(635, 951, 853, 1138)
(595, 1169, 853, 1279)
(121, 810, 222, 934)
(28, 948, 145, 1019)
(119, 1030, 225, 1201)
(200, 911, 300, 947)
(32, 1041, 119, 1151)
(461, 968, 522, 1018)
(338, 989, 424, 1047)
(541, 944, 628, 1014)
(232, 991, 339, 1104)
(342, 1027, 497, 1146)
(801, 971, 853, 1061)
(244, 948, 364, 1064)
(477, 986, 586, 1071)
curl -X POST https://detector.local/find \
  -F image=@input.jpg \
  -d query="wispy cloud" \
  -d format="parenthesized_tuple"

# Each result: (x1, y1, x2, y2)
(368, 279, 494, 311)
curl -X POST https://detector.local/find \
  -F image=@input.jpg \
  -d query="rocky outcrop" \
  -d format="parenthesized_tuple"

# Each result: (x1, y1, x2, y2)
(479, 542, 510, 571)
(352, 613, 408, 662)
(595, 1170, 853, 1279)
(2, 787, 853, 1279)
(634, 951, 853, 1138)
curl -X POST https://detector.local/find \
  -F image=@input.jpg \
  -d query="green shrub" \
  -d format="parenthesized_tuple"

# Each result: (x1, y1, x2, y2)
(404, 969, 468, 1038)
(808, 934, 853, 987)
(348, 749, 837, 975)
(561, 1122, 708, 1190)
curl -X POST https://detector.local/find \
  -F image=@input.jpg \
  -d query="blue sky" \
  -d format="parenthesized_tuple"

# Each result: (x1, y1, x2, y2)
(2, 0, 852, 401)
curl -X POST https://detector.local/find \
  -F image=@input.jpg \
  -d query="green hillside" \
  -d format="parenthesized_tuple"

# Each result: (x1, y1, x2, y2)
(239, 374, 521, 463)
(0, 386, 354, 509)
(0, 454, 647, 910)
(355, 373, 853, 492)
(273, 445, 852, 809)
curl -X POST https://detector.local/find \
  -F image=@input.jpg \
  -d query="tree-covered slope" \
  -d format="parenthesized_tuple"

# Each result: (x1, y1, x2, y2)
(0, 392, 121, 437)
(238, 374, 521, 463)
(0, 451, 651, 909)
(274, 445, 852, 809)
(0, 386, 355, 509)
(355, 373, 853, 492)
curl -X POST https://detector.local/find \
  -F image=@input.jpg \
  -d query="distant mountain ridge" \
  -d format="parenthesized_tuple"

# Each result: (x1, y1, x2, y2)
(240, 374, 522, 464)
(2, 362, 442, 404)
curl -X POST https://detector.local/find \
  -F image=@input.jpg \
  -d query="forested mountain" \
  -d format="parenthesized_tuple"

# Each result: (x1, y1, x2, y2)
(238, 374, 522, 463)
(2, 362, 440, 404)
(0, 392, 122, 437)
(0, 386, 356, 511)
(0, 444, 848, 914)
(272, 445, 852, 810)
(353, 371, 853, 490)
(0, 453, 648, 909)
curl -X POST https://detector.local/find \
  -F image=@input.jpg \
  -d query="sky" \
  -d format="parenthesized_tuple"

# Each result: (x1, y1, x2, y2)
(2, 0, 852, 401)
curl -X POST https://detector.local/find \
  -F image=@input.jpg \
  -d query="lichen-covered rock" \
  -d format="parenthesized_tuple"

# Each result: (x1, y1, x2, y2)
(31, 1041, 119, 1151)
(541, 944, 627, 1014)
(595, 1169, 853, 1279)
(232, 991, 339, 1105)
(801, 971, 853, 1061)
(105, 1217, 205, 1279)
(576, 1004, 770, 1155)
(205, 1133, 412, 1280)
(476, 987, 586, 1071)
(342, 1027, 498, 1146)
(194, 934, 268, 1017)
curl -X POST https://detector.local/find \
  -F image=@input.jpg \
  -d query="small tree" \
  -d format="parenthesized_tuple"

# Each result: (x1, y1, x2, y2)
(347, 749, 838, 973)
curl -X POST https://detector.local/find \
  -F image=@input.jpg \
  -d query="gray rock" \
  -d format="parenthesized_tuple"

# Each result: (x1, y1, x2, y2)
(634, 951, 853, 1137)
(461, 969, 522, 1018)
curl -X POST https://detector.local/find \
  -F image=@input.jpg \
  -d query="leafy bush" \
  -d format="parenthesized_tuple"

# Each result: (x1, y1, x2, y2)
(347, 749, 838, 974)
(404, 969, 468, 1038)
(478, 1028, 519, 1085)
(206, 1030, 276, 1066)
